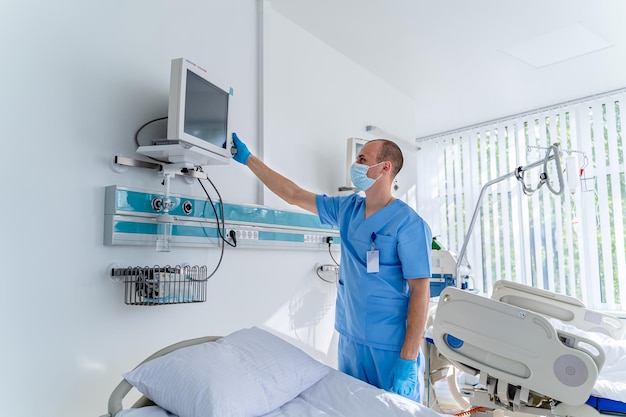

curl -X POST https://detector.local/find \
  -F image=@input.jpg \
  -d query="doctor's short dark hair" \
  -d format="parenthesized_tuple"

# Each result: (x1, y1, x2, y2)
(373, 139, 403, 177)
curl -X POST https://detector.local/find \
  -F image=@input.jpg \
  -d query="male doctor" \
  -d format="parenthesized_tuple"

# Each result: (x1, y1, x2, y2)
(231, 133, 432, 402)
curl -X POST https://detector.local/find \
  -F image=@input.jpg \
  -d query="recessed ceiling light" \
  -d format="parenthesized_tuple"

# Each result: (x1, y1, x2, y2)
(501, 23, 613, 68)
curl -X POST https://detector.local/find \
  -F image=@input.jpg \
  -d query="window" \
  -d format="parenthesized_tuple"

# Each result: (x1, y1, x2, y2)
(417, 90, 626, 311)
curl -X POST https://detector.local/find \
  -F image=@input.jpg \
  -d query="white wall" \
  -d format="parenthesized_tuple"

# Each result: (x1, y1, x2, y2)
(261, 2, 419, 209)
(0, 1, 419, 416)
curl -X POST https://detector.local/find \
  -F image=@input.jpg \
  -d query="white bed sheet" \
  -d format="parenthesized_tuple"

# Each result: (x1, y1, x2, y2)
(263, 368, 443, 417)
(117, 368, 444, 417)
(550, 319, 626, 403)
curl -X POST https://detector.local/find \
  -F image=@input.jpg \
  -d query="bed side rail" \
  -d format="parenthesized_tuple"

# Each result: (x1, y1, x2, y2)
(491, 280, 625, 339)
(433, 287, 601, 406)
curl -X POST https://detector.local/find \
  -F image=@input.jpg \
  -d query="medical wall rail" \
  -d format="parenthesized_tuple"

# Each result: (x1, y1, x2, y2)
(104, 185, 340, 250)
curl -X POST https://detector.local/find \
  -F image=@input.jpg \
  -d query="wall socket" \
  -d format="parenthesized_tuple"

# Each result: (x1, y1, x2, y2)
(314, 263, 339, 273)
(227, 229, 259, 240)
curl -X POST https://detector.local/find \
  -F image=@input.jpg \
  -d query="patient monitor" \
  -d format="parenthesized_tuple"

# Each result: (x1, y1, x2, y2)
(430, 249, 471, 297)
(137, 57, 233, 166)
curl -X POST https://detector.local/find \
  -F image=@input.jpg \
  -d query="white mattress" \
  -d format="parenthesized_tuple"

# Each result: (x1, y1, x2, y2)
(117, 369, 444, 417)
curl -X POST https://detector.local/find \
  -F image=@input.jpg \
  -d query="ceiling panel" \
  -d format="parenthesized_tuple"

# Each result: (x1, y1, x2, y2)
(268, 0, 626, 137)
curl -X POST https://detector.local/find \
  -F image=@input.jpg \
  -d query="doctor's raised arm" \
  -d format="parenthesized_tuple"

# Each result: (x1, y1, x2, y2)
(231, 133, 318, 215)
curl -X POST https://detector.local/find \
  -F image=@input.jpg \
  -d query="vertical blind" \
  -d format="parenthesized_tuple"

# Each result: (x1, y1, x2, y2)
(416, 89, 626, 311)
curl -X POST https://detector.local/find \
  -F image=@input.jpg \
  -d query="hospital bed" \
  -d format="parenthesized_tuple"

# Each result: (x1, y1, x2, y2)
(428, 280, 626, 417)
(102, 327, 444, 417)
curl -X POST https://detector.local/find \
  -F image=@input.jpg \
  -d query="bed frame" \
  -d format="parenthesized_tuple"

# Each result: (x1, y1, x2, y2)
(103, 336, 221, 417)
(490, 280, 624, 339)
(428, 280, 624, 417)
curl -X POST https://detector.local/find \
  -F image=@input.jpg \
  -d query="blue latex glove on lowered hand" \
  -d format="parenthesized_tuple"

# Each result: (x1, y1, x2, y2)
(390, 358, 417, 398)
(231, 132, 251, 165)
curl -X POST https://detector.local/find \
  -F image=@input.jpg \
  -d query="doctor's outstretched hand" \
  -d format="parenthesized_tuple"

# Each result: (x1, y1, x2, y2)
(231, 132, 251, 165)
(390, 358, 417, 399)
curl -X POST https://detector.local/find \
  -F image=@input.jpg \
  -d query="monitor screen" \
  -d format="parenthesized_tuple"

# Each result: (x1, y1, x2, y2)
(183, 70, 229, 150)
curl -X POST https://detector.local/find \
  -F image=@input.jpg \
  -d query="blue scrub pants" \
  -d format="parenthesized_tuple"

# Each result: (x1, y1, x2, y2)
(338, 335, 425, 403)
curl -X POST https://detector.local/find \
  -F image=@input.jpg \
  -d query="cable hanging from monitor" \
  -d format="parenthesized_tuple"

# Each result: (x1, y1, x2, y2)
(133, 116, 169, 164)
(196, 171, 237, 248)
(189, 170, 237, 281)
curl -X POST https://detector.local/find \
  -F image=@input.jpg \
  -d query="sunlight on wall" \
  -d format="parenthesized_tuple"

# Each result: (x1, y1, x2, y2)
(78, 356, 108, 372)
(264, 280, 337, 363)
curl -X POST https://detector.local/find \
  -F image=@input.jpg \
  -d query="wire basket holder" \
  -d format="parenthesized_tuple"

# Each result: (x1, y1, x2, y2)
(109, 264, 208, 305)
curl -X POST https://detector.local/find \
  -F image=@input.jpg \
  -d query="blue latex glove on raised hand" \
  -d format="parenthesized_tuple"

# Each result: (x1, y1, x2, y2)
(231, 132, 251, 165)
(390, 358, 417, 398)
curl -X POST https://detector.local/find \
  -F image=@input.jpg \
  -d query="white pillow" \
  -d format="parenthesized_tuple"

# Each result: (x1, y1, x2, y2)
(123, 327, 329, 417)
(116, 406, 176, 417)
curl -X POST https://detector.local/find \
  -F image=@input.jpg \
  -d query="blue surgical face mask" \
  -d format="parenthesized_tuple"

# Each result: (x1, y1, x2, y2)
(350, 161, 384, 191)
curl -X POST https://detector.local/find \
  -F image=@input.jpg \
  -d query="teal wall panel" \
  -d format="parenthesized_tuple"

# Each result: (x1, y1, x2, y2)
(104, 185, 340, 250)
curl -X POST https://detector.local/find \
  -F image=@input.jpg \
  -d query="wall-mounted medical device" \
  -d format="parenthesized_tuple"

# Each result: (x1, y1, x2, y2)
(136, 57, 233, 166)
(338, 137, 368, 192)
(104, 185, 340, 251)
(430, 248, 471, 297)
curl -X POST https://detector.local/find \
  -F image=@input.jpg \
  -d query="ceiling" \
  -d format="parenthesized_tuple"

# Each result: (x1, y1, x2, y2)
(267, 0, 626, 138)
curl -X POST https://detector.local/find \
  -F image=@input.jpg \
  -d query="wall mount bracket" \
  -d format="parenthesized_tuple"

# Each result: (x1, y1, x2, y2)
(112, 155, 207, 180)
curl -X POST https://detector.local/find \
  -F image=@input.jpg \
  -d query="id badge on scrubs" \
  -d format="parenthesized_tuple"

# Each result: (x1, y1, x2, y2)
(367, 250, 379, 273)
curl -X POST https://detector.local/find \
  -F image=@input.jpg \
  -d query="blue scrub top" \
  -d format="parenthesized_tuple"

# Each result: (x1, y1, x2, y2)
(316, 194, 432, 351)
